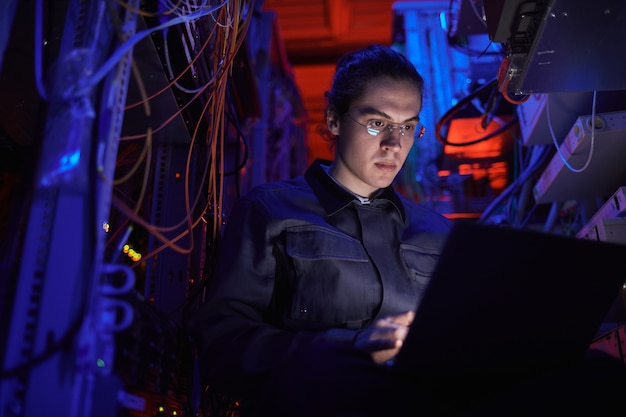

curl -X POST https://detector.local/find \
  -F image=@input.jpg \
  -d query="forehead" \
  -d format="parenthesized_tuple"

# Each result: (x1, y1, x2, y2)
(353, 76, 422, 119)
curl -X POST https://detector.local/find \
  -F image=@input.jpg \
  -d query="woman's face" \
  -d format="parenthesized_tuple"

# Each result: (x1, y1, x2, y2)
(328, 76, 422, 198)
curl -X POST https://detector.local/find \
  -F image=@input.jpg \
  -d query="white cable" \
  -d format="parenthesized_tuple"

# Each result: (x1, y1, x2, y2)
(546, 90, 597, 173)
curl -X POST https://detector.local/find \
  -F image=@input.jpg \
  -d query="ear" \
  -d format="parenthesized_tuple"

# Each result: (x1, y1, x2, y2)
(327, 112, 340, 136)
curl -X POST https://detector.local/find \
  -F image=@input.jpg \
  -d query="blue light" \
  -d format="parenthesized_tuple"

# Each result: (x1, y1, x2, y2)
(439, 11, 448, 31)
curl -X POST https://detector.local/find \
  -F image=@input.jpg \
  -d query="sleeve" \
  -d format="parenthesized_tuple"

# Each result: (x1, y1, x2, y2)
(187, 195, 361, 400)
(187, 196, 294, 398)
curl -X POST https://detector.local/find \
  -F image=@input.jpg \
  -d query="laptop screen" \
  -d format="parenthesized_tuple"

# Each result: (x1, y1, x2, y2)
(393, 221, 626, 380)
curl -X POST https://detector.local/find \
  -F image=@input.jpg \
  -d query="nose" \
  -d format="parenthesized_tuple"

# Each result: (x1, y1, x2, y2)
(381, 127, 403, 151)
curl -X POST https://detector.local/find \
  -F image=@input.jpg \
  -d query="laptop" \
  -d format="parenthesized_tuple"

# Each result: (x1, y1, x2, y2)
(391, 221, 626, 398)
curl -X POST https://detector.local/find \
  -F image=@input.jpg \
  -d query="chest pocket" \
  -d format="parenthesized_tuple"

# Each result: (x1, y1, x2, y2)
(400, 243, 440, 289)
(286, 226, 367, 260)
(285, 227, 372, 326)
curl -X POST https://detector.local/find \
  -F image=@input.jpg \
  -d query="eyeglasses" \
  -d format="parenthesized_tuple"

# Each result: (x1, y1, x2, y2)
(347, 114, 426, 139)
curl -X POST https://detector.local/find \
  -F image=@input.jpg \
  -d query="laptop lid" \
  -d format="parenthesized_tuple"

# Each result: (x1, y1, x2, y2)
(392, 221, 626, 382)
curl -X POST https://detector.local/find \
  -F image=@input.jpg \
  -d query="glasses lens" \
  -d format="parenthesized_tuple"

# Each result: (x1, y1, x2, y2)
(366, 121, 405, 137)
(365, 124, 381, 136)
(362, 118, 425, 139)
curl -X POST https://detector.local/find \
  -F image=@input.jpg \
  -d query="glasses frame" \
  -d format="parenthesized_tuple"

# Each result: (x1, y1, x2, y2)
(347, 113, 426, 139)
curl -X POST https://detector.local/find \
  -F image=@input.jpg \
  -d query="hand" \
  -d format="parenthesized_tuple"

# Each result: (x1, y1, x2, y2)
(352, 310, 414, 365)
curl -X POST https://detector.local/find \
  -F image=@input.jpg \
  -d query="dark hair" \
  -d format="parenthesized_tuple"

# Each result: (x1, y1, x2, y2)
(321, 44, 424, 142)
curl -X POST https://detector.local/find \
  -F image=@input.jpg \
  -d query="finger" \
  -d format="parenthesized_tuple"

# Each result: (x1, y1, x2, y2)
(372, 322, 410, 344)
(384, 310, 415, 326)
(362, 336, 402, 352)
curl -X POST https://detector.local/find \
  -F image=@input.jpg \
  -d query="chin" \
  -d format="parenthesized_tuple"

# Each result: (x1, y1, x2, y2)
(372, 178, 394, 189)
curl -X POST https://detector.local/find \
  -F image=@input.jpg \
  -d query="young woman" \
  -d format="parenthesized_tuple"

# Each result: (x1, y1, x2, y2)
(189, 43, 452, 416)
(188, 44, 626, 417)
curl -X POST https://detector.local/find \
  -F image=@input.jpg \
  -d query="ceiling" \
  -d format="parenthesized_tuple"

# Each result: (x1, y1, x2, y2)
(262, 0, 398, 64)
(261, 0, 402, 161)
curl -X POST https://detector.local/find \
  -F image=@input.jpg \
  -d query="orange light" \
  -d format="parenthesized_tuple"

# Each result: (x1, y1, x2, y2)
(441, 117, 516, 166)
(439, 116, 517, 195)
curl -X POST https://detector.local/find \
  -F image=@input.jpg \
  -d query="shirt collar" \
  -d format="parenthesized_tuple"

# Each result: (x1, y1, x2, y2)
(304, 158, 406, 221)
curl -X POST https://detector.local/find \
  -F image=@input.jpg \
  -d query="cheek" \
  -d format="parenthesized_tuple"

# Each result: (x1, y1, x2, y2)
(403, 139, 415, 154)
(341, 137, 378, 157)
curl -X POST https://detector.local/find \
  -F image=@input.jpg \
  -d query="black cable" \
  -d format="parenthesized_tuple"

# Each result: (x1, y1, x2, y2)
(477, 144, 552, 225)
(0, 303, 86, 379)
(223, 80, 249, 180)
(435, 77, 518, 147)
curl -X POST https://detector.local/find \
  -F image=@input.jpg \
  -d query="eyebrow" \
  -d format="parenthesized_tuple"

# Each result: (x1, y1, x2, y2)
(354, 106, 420, 123)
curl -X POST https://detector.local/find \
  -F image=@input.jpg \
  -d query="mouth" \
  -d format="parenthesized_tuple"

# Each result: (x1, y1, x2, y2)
(374, 161, 397, 172)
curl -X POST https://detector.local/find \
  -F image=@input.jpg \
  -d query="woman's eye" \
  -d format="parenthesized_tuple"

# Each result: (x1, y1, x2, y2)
(403, 125, 413, 132)
(370, 120, 385, 128)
